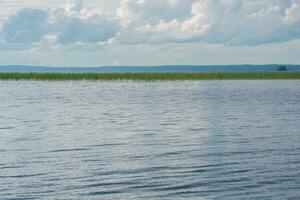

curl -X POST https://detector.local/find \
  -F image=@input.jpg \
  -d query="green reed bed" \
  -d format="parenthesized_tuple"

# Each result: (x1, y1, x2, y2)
(0, 72, 300, 81)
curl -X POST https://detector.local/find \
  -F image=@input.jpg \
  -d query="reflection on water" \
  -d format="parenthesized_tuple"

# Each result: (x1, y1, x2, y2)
(0, 80, 300, 199)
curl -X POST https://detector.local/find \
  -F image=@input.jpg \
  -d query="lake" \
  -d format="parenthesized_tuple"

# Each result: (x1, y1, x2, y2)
(0, 80, 300, 199)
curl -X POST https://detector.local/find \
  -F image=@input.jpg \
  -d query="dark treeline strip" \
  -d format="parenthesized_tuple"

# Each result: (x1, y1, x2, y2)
(0, 72, 299, 81)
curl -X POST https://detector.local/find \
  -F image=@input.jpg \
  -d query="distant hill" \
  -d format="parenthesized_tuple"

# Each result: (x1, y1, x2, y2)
(0, 65, 300, 73)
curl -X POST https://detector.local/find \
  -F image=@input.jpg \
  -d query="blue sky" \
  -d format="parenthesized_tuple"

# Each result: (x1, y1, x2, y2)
(0, 0, 300, 66)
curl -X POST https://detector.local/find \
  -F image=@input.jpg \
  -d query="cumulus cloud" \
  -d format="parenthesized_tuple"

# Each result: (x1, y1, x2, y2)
(117, 0, 195, 27)
(1, 0, 300, 48)
(1, 9, 49, 43)
(116, 0, 300, 45)
(284, 0, 300, 22)
(0, 0, 119, 47)
(52, 1, 119, 44)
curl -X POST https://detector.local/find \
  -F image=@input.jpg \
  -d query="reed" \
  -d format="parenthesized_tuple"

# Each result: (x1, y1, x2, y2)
(0, 72, 299, 81)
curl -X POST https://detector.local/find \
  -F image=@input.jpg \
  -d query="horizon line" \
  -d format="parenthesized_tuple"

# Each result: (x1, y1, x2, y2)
(1, 64, 299, 68)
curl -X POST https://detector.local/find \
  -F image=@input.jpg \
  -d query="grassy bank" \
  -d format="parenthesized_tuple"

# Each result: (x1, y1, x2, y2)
(0, 72, 300, 81)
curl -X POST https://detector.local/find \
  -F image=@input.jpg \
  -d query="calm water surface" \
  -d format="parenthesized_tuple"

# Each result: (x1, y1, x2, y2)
(0, 80, 300, 199)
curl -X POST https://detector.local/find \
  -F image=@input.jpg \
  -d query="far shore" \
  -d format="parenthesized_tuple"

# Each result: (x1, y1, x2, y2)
(0, 72, 300, 81)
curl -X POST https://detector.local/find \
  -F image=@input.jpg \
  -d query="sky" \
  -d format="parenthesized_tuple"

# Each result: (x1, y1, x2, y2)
(0, 0, 300, 66)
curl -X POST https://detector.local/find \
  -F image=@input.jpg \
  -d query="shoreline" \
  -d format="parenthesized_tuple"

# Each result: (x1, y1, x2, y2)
(0, 72, 300, 81)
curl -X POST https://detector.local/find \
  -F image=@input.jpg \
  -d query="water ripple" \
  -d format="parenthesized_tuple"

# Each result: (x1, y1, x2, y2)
(0, 80, 299, 199)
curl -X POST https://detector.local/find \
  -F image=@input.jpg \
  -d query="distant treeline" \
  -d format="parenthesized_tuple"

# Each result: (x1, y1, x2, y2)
(0, 65, 300, 73)
(0, 72, 300, 81)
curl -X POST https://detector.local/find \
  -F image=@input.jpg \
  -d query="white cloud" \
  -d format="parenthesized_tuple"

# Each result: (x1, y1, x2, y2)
(1, 9, 49, 43)
(0, 0, 119, 47)
(116, 0, 194, 27)
(116, 0, 300, 45)
(284, 0, 300, 22)
(1, 0, 300, 49)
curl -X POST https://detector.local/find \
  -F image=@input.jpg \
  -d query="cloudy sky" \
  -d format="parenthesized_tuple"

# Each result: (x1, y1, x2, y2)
(0, 0, 300, 66)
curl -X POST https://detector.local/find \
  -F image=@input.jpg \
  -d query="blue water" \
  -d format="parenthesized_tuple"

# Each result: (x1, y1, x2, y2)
(0, 80, 300, 199)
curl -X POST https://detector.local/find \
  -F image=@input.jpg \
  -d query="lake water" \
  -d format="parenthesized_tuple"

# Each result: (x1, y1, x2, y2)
(0, 80, 300, 199)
